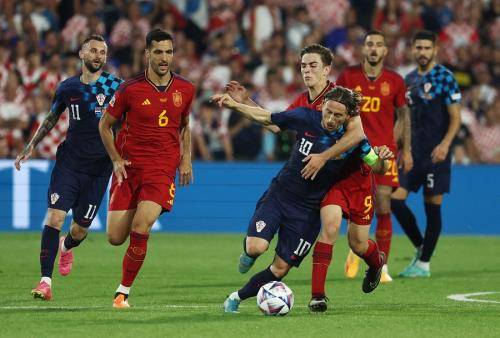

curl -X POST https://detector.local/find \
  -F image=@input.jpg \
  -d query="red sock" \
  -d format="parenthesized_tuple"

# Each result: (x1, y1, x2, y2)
(375, 213, 392, 259)
(311, 241, 333, 298)
(121, 231, 149, 287)
(361, 239, 382, 270)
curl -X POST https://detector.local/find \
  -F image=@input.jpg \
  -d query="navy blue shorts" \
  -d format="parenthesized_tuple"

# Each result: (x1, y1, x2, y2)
(399, 156, 451, 195)
(47, 163, 110, 228)
(246, 187, 321, 267)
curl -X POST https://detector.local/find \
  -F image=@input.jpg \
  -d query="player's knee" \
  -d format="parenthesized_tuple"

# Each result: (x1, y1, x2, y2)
(319, 221, 340, 243)
(245, 238, 269, 257)
(270, 264, 290, 279)
(348, 237, 366, 256)
(46, 210, 66, 229)
(107, 233, 127, 246)
(70, 223, 88, 240)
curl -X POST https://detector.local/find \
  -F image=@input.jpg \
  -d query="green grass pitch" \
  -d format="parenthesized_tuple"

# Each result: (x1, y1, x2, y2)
(1, 233, 499, 337)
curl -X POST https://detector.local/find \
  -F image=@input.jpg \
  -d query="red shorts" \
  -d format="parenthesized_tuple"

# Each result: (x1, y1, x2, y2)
(321, 170, 374, 226)
(373, 157, 399, 188)
(109, 169, 176, 211)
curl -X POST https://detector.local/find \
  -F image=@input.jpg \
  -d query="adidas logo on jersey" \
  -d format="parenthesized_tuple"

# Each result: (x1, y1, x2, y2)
(142, 99, 151, 105)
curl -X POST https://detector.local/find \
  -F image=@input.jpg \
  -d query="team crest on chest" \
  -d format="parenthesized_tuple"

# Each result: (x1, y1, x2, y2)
(96, 93, 106, 106)
(50, 193, 60, 205)
(424, 82, 432, 93)
(173, 90, 182, 107)
(380, 81, 390, 96)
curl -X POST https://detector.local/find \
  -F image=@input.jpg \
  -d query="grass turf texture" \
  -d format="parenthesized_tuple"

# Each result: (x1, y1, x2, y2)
(1, 233, 499, 337)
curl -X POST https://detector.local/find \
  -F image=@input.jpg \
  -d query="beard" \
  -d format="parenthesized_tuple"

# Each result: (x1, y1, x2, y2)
(365, 55, 382, 67)
(84, 59, 103, 73)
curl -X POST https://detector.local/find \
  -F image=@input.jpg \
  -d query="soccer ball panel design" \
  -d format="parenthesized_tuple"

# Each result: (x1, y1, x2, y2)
(257, 281, 294, 316)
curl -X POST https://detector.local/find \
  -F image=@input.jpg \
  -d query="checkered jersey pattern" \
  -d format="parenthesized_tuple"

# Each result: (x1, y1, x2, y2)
(83, 72, 123, 114)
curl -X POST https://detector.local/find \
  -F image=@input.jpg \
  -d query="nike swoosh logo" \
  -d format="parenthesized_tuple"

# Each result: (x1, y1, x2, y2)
(70, 97, 79, 102)
(304, 132, 316, 138)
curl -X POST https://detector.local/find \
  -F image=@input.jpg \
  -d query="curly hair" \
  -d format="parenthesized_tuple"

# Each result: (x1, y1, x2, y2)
(324, 86, 363, 116)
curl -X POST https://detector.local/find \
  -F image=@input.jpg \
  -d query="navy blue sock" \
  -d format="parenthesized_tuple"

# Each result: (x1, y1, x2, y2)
(63, 232, 86, 250)
(40, 225, 60, 278)
(420, 203, 442, 262)
(238, 266, 281, 300)
(391, 199, 423, 248)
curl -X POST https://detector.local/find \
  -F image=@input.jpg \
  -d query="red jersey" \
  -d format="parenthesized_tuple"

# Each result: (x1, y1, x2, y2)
(107, 71, 195, 177)
(336, 65, 406, 152)
(287, 81, 336, 111)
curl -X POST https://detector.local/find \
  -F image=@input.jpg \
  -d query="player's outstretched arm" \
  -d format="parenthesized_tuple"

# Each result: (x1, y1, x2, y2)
(301, 116, 366, 180)
(211, 93, 277, 127)
(178, 114, 193, 186)
(98, 112, 130, 185)
(394, 104, 413, 173)
(431, 103, 461, 163)
(14, 107, 64, 171)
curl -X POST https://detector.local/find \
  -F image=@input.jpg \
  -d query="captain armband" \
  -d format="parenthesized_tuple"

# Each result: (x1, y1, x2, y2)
(362, 148, 379, 167)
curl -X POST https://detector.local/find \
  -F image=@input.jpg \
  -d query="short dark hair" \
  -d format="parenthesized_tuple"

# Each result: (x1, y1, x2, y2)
(146, 29, 173, 49)
(82, 34, 105, 46)
(364, 29, 386, 44)
(300, 44, 333, 66)
(324, 86, 363, 116)
(412, 30, 437, 44)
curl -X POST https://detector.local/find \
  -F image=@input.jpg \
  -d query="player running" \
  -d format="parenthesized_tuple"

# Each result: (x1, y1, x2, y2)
(213, 86, 393, 313)
(15, 35, 123, 300)
(392, 30, 461, 278)
(99, 29, 195, 308)
(337, 30, 412, 283)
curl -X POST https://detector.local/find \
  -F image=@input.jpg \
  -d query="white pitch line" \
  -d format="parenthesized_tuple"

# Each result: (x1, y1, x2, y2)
(447, 292, 500, 304)
(0, 304, 218, 310)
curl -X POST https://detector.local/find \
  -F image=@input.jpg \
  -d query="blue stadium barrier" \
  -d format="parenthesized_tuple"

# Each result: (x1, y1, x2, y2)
(0, 160, 498, 234)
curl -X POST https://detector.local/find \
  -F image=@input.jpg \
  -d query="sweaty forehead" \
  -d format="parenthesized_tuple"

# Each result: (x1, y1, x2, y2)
(325, 99, 347, 113)
(150, 40, 174, 51)
(83, 40, 107, 51)
(414, 40, 434, 48)
(365, 35, 385, 44)
(301, 53, 323, 65)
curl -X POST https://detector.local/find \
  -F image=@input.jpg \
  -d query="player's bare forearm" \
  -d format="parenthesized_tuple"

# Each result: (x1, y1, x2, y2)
(442, 103, 461, 147)
(395, 105, 411, 152)
(28, 109, 63, 148)
(180, 123, 192, 159)
(321, 116, 365, 160)
(98, 112, 121, 161)
(232, 102, 274, 126)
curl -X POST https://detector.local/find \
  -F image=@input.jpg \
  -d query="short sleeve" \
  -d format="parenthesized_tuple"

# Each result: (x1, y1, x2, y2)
(182, 86, 195, 117)
(443, 72, 461, 105)
(270, 108, 308, 131)
(394, 76, 407, 108)
(50, 83, 67, 114)
(106, 83, 128, 120)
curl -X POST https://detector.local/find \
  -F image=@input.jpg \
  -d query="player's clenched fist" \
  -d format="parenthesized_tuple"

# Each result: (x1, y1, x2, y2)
(112, 158, 131, 185)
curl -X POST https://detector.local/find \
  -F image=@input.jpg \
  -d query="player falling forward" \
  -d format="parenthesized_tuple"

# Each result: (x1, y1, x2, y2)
(213, 87, 392, 313)
(337, 30, 412, 282)
(99, 29, 195, 308)
(392, 30, 461, 278)
(15, 35, 122, 300)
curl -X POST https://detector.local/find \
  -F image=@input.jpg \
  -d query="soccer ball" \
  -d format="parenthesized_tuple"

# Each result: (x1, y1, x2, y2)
(257, 281, 294, 316)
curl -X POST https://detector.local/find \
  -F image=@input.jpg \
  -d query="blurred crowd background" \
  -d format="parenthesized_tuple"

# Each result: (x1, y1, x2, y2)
(0, 0, 498, 163)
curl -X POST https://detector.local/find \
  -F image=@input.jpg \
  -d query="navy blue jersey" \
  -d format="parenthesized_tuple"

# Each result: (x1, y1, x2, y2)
(51, 72, 123, 176)
(405, 64, 461, 154)
(270, 107, 372, 208)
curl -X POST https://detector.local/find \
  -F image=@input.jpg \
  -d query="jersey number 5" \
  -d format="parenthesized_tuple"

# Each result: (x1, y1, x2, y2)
(158, 110, 169, 127)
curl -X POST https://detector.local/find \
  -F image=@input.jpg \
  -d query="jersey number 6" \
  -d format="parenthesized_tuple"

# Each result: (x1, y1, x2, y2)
(158, 110, 169, 127)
